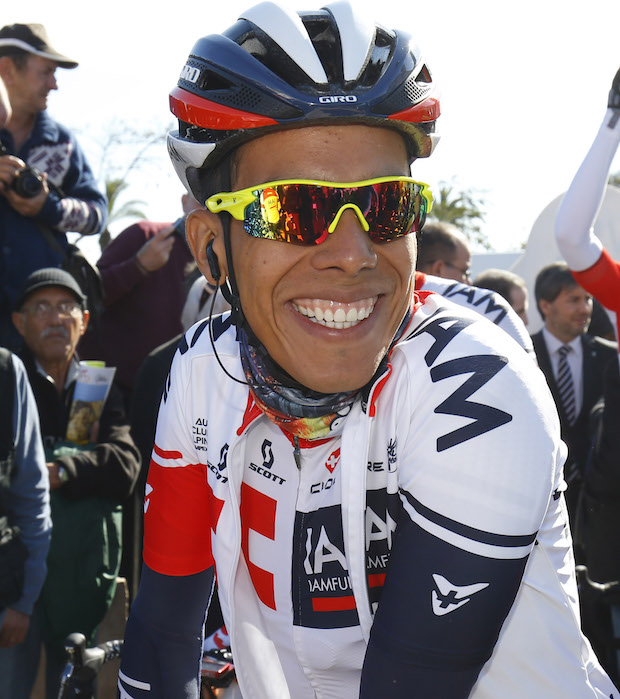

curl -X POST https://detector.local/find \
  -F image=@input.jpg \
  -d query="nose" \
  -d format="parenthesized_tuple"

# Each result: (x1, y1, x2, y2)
(312, 208, 377, 274)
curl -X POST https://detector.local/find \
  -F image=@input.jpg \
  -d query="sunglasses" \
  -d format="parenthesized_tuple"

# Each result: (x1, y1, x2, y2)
(206, 177, 433, 246)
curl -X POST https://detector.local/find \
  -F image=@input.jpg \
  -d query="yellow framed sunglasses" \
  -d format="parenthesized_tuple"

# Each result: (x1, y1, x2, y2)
(206, 176, 433, 245)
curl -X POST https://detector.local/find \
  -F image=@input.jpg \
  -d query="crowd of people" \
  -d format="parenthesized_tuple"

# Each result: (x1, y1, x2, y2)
(1, 5, 620, 699)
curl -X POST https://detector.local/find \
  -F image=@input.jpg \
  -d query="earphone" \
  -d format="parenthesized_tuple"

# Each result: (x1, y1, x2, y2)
(206, 240, 221, 281)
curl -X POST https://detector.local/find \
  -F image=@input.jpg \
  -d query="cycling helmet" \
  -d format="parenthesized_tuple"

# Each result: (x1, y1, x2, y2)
(168, 0, 440, 199)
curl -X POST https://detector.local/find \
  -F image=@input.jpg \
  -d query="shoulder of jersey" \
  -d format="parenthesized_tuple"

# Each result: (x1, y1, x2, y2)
(177, 311, 238, 359)
(404, 292, 526, 358)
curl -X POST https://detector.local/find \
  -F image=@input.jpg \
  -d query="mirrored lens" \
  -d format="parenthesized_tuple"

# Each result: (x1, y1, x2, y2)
(243, 181, 427, 245)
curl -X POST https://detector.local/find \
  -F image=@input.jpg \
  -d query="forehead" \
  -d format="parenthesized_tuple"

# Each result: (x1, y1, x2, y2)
(24, 54, 57, 73)
(233, 124, 409, 187)
(24, 286, 76, 305)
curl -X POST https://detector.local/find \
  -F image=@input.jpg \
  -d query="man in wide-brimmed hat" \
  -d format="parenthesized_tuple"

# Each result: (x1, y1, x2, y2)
(0, 23, 107, 353)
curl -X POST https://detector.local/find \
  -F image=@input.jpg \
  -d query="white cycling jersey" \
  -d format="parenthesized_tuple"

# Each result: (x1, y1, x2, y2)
(143, 292, 616, 698)
(415, 272, 534, 357)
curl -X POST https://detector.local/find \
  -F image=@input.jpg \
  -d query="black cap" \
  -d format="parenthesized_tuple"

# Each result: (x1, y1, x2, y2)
(0, 23, 78, 69)
(14, 268, 86, 311)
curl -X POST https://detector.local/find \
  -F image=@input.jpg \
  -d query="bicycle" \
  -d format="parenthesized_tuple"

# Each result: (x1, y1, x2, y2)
(57, 631, 240, 698)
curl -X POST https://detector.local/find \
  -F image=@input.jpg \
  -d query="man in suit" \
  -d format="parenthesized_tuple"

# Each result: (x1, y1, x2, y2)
(532, 262, 617, 526)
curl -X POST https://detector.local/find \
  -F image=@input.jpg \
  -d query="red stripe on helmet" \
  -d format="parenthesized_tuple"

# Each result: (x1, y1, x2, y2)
(170, 86, 279, 130)
(387, 96, 440, 124)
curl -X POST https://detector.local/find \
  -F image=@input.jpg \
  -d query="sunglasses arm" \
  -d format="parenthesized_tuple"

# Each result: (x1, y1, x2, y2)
(206, 190, 257, 220)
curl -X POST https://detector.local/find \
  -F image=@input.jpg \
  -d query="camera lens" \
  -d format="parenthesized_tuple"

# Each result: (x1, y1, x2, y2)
(13, 168, 43, 198)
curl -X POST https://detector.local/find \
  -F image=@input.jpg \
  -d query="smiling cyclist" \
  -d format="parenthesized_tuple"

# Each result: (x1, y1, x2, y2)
(118, 4, 617, 698)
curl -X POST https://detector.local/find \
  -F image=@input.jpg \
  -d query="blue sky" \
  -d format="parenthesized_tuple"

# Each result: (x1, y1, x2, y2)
(4, 0, 620, 259)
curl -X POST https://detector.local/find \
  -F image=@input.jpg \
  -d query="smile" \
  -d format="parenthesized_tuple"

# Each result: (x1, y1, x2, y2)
(292, 297, 377, 329)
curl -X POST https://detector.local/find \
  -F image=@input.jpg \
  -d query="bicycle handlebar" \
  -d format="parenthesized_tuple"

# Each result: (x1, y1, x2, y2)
(58, 633, 123, 699)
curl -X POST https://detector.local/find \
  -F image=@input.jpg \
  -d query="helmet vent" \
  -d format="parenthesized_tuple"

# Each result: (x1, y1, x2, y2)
(372, 73, 432, 114)
(355, 27, 394, 88)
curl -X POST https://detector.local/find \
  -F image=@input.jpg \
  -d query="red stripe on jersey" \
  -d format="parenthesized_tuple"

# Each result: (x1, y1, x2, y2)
(143, 460, 221, 576)
(414, 270, 427, 290)
(312, 595, 357, 612)
(153, 443, 183, 460)
(240, 483, 277, 610)
(237, 392, 263, 435)
(368, 573, 386, 587)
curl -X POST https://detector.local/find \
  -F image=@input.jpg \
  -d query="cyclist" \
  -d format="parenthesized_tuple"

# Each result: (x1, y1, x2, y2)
(554, 68, 620, 344)
(119, 4, 617, 697)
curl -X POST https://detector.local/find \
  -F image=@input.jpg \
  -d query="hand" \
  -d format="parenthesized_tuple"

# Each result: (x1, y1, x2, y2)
(0, 608, 30, 648)
(47, 462, 63, 490)
(136, 224, 177, 272)
(0, 154, 26, 193)
(0, 155, 49, 216)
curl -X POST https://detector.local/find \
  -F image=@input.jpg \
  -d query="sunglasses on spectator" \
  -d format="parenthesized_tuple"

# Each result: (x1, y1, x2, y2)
(206, 176, 433, 246)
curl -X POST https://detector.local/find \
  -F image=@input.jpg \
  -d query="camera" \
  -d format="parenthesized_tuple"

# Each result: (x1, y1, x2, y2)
(12, 167, 44, 199)
(0, 140, 44, 198)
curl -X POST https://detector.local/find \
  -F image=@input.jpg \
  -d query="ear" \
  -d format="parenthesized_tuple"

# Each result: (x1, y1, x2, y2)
(0, 56, 18, 86)
(538, 298, 549, 320)
(429, 259, 444, 277)
(186, 208, 228, 285)
(80, 309, 90, 337)
(11, 310, 26, 337)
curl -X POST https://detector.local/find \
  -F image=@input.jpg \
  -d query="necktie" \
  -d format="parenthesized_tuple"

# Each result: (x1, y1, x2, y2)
(557, 345, 576, 426)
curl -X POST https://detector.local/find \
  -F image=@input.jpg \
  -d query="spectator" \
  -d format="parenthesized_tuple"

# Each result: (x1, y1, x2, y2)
(531, 262, 617, 523)
(0, 23, 107, 352)
(417, 220, 471, 283)
(79, 193, 198, 409)
(10, 267, 139, 698)
(0, 349, 51, 699)
(473, 268, 530, 326)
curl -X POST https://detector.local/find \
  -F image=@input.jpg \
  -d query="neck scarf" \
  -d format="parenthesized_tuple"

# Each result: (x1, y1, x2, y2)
(238, 308, 413, 441)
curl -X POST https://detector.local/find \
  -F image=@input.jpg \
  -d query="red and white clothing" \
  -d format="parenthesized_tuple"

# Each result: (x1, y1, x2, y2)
(555, 107, 620, 345)
(136, 293, 616, 699)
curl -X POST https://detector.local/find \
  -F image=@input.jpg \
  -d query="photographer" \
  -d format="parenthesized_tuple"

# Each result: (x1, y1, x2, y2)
(0, 23, 107, 352)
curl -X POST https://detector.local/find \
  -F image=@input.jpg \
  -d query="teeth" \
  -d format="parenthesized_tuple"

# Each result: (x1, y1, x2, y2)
(292, 298, 377, 329)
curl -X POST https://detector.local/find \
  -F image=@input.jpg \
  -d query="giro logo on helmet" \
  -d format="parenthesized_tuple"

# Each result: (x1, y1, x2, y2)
(318, 95, 358, 104)
(180, 64, 200, 83)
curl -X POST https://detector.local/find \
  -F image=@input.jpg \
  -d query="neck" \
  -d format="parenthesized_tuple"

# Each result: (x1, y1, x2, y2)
(38, 358, 70, 394)
(545, 325, 578, 345)
(4, 108, 37, 151)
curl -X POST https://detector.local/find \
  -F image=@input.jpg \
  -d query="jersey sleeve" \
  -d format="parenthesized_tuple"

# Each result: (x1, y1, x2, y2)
(572, 246, 620, 314)
(555, 108, 620, 271)
(142, 345, 215, 576)
(361, 327, 563, 697)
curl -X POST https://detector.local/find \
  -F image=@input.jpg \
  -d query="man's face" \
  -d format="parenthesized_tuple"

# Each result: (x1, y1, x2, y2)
(540, 284, 592, 343)
(440, 239, 471, 284)
(9, 55, 58, 114)
(227, 124, 416, 393)
(12, 286, 88, 366)
(509, 285, 529, 326)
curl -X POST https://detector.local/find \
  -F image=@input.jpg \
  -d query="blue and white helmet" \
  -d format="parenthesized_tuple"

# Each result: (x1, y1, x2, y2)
(168, 0, 440, 198)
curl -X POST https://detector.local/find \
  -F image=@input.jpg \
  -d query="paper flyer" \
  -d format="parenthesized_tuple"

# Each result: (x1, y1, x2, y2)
(66, 361, 116, 444)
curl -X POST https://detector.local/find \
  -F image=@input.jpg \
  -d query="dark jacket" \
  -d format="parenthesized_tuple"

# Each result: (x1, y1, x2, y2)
(0, 112, 107, 350)
(18, 347, 140, 501)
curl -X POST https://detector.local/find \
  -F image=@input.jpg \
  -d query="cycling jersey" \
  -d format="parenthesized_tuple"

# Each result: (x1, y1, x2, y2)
(555, 107, 620, 347)
(120, 293, 617, 699)
(414, 271, 534, 356)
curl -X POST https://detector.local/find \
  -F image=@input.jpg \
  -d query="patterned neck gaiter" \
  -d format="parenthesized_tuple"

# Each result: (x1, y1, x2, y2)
(238, 307, 413, 441)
